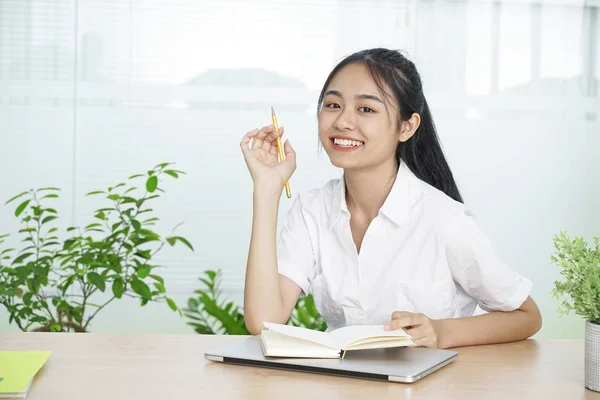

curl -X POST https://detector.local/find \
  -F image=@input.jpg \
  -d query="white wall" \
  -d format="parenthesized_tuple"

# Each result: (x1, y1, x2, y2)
(0, 0, 598, 338)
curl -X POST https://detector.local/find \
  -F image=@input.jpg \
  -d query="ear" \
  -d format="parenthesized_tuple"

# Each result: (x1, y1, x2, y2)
(398, 112, 421, 143)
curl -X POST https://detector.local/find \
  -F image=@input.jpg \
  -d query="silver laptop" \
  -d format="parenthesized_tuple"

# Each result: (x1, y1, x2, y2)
(205, 335, 458, 383)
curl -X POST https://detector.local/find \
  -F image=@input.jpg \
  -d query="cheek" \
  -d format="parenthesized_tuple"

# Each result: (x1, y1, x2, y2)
(317, 114, 333, 139)
(361, 118, 396, 143)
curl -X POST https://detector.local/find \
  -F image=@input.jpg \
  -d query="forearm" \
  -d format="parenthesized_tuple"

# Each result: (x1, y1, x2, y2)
(243, 188, 287, 334)
(435, 297, 542, 349)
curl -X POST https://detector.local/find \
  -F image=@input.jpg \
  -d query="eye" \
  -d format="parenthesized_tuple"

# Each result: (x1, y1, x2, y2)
(359, 106, 375, 113)
(325, 102, 341, 109)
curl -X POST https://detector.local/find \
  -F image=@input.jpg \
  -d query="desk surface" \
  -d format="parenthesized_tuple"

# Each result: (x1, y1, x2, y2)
(1, 332, 599, 400)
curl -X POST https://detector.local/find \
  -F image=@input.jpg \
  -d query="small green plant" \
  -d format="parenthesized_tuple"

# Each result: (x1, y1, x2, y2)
(551, 231, 600, 324)
(184, 270, 249, 335)
(183, 269, 327, 334)
(0, 162, 193, 332)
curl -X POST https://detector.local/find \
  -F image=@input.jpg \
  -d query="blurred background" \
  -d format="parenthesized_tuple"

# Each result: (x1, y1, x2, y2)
(0, 0, 598, 337)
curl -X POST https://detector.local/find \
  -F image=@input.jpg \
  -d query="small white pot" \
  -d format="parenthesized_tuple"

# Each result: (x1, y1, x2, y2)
(585, 320, 600, 392)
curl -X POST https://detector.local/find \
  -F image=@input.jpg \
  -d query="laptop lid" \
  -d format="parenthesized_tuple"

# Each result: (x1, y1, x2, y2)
(205, 335, 458, 383)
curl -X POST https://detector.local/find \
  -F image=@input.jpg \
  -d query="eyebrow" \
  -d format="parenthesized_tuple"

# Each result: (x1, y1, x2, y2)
(324, 89, 384, 104)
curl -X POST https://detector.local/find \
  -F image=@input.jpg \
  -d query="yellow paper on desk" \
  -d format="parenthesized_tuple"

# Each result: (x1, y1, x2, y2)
(0, 351, 51, 394)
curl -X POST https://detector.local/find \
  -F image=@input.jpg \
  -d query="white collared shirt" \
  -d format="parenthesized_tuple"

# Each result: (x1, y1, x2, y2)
(277, 161, 533, 331)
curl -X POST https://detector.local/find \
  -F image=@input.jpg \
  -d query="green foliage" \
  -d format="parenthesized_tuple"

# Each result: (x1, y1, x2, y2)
(183, 269, 327, 334)
(287, 292, 328, 332)
(551, 231, 600, 324)
(0, 163, 192, 332)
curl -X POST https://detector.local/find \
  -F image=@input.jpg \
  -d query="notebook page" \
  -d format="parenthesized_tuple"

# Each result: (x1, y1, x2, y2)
(262, 322, 338, 349)
(330, 325, 411, 349)
(261, 330, 341, 358)
(0, 350, 51, 394)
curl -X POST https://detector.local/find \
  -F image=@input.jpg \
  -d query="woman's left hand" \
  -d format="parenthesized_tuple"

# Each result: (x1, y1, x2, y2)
(384, 311, 443, 348)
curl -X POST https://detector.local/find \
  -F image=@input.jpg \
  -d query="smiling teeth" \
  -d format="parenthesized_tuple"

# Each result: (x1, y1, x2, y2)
(334, 138, 364, 147)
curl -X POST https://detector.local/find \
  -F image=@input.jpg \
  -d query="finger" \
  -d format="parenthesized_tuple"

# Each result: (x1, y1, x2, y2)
(386, 312, 424, 330)
(270, 125, 284, 139)
(384, 319, 415, 331)
(283, 140, 296, 160)
(251, 125, 275, 151)
(259, 125, 278, 151)
(267, 128, 286, 157)
(283, 139, 295, 164)
(256, 124, 275, 139)
(240, 128, 259, 152)
(405, 325, 427, 341)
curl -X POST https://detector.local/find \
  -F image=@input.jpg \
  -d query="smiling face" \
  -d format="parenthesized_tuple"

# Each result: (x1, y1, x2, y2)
(318, 63, 403, 171)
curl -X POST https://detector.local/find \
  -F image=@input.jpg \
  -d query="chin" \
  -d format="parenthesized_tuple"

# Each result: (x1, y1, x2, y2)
(327, 154, 362, 170)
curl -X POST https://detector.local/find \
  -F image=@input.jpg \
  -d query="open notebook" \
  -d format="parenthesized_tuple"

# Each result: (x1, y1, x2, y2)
(260, 322, 414, 359)
(0, 351, 51, 399)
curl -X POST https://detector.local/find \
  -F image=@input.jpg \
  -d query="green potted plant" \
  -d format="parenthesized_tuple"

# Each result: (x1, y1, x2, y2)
(183, 269, 327, 334)
(551, 231, 600, 392)
(0, 163, 193, 332)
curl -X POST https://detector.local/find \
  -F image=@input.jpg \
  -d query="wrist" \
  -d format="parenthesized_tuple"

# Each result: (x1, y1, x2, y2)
(433, 319, 453, 349)
(253, 183, 282, 202)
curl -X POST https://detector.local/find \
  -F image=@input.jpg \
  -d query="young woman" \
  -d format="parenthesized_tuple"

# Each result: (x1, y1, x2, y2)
(240, 48, 542, 349)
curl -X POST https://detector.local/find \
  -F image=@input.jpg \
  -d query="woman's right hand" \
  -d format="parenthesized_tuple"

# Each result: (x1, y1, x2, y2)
(240, 124, 296, 194)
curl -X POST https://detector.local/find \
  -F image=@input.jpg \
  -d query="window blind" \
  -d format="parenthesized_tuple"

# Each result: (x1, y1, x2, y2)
(0, 0, 598, 301)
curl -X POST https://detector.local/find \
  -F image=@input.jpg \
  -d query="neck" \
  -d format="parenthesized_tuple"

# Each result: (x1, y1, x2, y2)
(344, 158, 398, 221)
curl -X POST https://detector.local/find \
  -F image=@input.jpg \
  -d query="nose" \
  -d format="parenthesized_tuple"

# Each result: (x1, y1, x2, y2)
(333, 107, 355, 131)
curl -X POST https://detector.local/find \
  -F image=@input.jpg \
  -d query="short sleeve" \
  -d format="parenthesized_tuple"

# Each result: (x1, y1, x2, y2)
(443, 209, 533, 312)
(277, 194, 316, 295)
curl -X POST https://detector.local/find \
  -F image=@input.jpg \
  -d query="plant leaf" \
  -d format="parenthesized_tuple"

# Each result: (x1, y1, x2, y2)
(86, 190, 105, 196)
(149, 274, 164, 285)
(6, 191, 29, 205)
(187, 298, 199, 310)
(166, 297, 178, 312)
(15, 200, 31, 217)
(134, 250, 151, 260)
(112, 277, 124, 298)
(130, 278, 151, 299)
(85, 223, 103, 230)
(146, 176, 158, 193)
(131, 219, 141, 231)
(87, 272, 106, 292)
(41, 215, 57, 225)
(136, 265, 151, 279)
(154, 162, 173, 170)
(166, 236, 194, 251)
(12, 252, 34, 265)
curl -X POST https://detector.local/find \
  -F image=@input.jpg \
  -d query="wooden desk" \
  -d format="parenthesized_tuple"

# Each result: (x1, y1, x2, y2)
(1, 333, 599, 400)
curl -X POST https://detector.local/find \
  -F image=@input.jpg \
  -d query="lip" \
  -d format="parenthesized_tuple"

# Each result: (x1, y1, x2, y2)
(329, 136, 365, 153)
(330, 135, 364, 142)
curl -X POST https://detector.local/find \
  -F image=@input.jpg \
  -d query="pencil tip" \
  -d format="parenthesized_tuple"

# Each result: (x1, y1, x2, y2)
(271, 105, 275, 115)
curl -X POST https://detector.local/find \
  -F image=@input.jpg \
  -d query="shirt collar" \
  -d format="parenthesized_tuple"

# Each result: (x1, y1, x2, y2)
(329, 161, 423, 229)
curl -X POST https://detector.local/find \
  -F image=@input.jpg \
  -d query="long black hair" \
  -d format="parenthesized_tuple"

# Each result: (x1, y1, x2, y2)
(317, 48, 463, 204)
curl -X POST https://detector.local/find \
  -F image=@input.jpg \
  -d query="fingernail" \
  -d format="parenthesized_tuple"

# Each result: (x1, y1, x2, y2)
(384, 324, 390, 330)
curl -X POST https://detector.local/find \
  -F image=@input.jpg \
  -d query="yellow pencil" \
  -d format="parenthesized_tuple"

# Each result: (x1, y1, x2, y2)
(271, 106, 291, 198)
